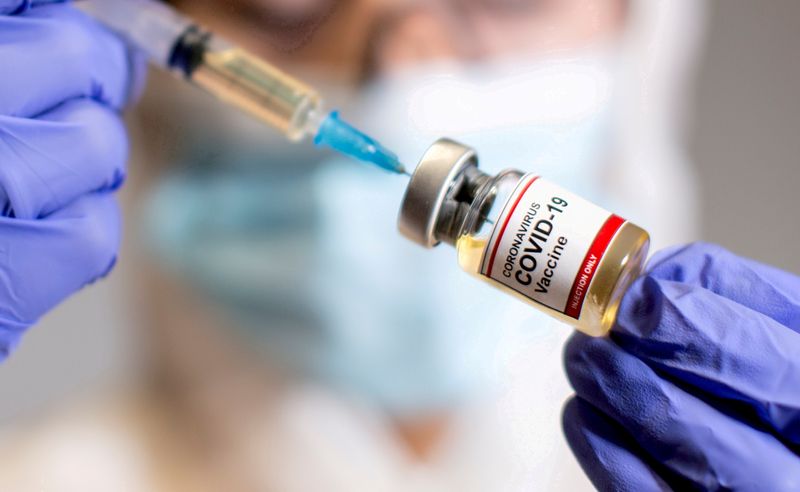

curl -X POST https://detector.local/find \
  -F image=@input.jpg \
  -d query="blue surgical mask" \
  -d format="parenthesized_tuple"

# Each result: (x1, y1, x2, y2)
(144, 50, 620, 417)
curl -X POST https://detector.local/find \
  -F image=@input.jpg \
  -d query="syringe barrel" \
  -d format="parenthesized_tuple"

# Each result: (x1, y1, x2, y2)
(190, 38, 324, 140)
(79, 0, 193, 69)
(81, 0, 324, 141)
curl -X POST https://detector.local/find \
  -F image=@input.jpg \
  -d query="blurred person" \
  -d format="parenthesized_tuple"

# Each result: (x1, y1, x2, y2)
(0, 0, 706, 491)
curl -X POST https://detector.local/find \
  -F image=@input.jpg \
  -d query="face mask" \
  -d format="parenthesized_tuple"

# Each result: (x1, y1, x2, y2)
(144, 49, 621, 417)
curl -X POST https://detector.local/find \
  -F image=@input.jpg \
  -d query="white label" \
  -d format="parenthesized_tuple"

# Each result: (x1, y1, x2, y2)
(479, 175, 625, 319)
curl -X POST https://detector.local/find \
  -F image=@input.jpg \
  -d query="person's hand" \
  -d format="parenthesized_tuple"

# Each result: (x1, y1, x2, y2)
(562, 242, 800, 491)
(0, 0, 145, 360)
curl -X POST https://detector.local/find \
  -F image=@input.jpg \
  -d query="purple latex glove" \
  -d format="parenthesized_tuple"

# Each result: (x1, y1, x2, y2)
(563, 242, 800, 491)
(0, 1, 145, 360)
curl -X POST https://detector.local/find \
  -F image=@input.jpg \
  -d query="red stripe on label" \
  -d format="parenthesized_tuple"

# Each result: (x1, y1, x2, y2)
(564, 214, 625, 319)
(485, 176, 540, 277)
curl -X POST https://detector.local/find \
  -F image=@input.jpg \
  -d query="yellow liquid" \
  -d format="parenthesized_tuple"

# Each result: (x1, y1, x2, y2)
(191, 48, 321, 141)
(456, 222, 650, 336)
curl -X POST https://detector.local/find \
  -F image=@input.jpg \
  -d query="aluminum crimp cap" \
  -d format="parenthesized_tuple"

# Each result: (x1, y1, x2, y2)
(398, 138, 478, 248)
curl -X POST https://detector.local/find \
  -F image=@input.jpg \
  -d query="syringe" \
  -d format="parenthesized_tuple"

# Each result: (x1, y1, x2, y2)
(77, 0, 406, 175)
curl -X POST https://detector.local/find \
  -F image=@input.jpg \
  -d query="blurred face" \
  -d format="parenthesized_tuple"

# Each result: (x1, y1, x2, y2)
(149, 0, 628, 385)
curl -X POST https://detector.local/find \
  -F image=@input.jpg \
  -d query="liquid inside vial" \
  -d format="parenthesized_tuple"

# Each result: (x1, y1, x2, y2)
(455, 172, 649, 336)
(398, 139, 650, 337)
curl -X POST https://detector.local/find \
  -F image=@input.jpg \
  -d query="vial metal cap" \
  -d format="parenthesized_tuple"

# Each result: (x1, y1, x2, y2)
(398, 139, 478, 248)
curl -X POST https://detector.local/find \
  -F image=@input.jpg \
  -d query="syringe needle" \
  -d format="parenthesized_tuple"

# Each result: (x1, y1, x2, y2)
(314, 112, 406, 175)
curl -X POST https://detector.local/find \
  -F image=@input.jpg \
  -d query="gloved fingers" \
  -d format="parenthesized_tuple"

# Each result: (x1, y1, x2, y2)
(613, 275, 800, 446)
(0, 192, 120, 332)
(562, 397, 675, 492)
(0, 4, 144, 117)
(645, 242, 800, 332)
(0, 0, 67, 15)
(565, 332, 800, 490)
(0, 98, 127, 219)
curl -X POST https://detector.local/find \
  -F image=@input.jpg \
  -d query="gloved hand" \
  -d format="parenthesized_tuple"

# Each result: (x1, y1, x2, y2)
(0, 0, 144, 360)
(562, 242, 800, 491)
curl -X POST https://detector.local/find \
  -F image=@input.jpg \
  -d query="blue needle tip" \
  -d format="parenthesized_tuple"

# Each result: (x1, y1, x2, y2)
(314, 111, 407, 175)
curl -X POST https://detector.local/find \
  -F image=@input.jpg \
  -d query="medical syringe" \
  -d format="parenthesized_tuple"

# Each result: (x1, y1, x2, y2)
(79, 0, 406, 175)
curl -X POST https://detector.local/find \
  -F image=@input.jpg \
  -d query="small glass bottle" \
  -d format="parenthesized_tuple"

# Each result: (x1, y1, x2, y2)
(398, 139, 650, 336)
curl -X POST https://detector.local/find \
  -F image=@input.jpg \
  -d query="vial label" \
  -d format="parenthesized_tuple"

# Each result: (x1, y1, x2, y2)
(480, 175, 625, 319)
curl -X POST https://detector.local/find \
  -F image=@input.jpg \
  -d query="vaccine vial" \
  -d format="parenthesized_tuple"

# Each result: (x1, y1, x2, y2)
(398, 139, 650, 336)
